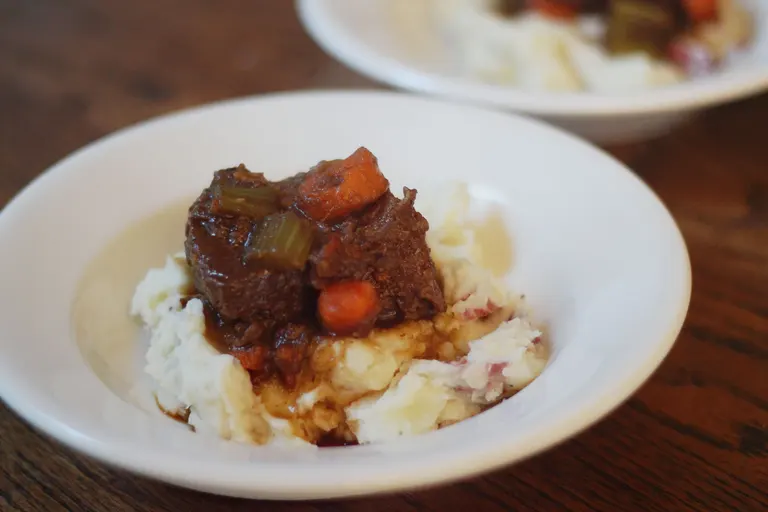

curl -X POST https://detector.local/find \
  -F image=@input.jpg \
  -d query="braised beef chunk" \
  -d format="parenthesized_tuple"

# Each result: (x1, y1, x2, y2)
(185, 166, 309, 323)
(310, 188, 445, 325)
(185, 148, 446, 385)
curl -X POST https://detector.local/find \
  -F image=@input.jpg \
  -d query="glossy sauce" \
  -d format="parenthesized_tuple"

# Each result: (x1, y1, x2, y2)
(155, 396, 195, 432)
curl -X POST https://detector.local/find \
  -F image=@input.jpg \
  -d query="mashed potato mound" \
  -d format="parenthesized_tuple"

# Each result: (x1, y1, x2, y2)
(424, 0, 683, 92)
(132, 186, 548, 446)
(347, 317, 544, 443)
(132, 254, 273, 444)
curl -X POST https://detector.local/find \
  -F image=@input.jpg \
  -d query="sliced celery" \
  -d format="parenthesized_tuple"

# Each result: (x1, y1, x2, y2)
(245, 211, 314, 269)
(214, 185, 279, 219)
(606, 0, 676, 58)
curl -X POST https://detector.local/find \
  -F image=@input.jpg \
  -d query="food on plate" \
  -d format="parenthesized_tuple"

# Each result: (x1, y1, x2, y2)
(131, 147, 547, 447)
(425, 0, 754, 92)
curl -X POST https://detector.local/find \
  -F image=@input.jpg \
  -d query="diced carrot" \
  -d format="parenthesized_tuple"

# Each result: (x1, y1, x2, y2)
(274, 344, 306, 388)
(682, 0, 718, 23)
(318, 280, 381, 336)
(298, 147, 389, 222)
(318, 234, 341, 260)
(529, 0, 581, 19)
(232, 345, 267, 371)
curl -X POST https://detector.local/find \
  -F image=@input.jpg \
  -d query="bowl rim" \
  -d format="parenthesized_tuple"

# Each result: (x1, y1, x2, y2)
(297, 0, 768, 117)
(0, 90, 692, 499)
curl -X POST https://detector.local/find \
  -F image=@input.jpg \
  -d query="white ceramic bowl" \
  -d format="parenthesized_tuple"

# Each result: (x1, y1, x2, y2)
(298, 0, 768, 144)
(0, 91, 690, 500)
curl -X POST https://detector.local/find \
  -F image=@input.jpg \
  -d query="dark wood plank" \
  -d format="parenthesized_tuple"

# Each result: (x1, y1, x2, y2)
(1, 1, 767, 511)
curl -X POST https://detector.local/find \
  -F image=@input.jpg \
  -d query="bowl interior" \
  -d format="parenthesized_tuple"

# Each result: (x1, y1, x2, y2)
(298, 0, 768, 115)
(0, 91, 690, 499)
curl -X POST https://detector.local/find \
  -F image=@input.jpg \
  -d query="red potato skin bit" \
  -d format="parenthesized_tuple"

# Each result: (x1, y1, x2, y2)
(461, 300, 500, 321)
(668, 38, 718, 77)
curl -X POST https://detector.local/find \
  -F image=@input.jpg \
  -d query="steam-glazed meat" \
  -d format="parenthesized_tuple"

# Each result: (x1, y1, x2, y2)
(185, 167, 309, 324)
(184, 147, 446, 384)
(310, 189, 445, 325)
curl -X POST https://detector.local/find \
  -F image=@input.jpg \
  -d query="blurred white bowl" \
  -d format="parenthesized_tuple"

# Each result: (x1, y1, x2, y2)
(298, 0, 768, 144)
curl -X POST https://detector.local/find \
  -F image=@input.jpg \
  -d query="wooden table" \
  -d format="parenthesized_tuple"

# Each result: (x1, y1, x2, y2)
(1, 2, 766, 511)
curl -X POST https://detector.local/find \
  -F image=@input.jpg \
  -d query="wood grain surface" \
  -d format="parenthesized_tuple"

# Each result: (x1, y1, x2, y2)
(1, 1, 767, 510)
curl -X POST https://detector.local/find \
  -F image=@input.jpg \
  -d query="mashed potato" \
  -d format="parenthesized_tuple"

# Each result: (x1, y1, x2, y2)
(425, 0, 683, 92)
(347, 317, 544, 443)
(131, 186, 548, 446)
(131, 254, 290, 445)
